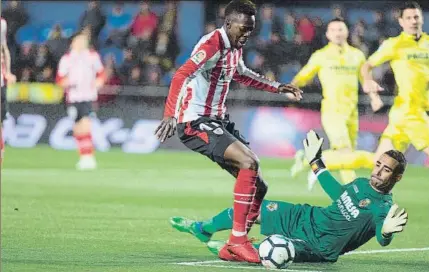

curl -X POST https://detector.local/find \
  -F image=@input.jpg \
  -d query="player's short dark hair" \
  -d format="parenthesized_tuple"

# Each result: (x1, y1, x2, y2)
(400, 1, 422, 17)
(225, 0, 256, 18)
(327, 18, 348, 28)
(385, 150, 407, 175)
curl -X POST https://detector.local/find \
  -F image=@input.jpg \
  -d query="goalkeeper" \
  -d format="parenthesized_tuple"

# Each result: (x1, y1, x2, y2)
(170, 130, 409, 263)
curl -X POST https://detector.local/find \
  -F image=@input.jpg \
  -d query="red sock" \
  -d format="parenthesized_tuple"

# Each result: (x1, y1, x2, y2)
(74, 133, 94, 156)
(246, 197, 263, 233)
(230, 169, 258, 244)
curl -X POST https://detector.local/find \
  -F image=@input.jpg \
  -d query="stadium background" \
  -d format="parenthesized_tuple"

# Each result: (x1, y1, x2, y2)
(1, 0, 429, 164)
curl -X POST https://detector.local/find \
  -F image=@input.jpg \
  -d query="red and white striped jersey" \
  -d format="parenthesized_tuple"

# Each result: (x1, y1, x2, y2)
(164, 27, 281, 123)
(56, 49, 104, 103)
(1, 17, 7, 87)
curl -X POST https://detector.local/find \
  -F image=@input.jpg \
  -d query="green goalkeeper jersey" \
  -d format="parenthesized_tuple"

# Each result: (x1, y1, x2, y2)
(309, 169, 393, 260)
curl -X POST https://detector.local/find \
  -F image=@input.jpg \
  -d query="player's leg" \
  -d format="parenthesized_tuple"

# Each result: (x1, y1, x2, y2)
(407, 115, 429, 167)
(176, 118, 260, 262)
(68, 102, 96, 170)
(375, 121, 409, 163)
(223, 119, 267, 233)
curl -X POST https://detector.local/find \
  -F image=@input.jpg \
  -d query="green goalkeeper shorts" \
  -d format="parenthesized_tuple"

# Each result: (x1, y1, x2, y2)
(260, 200, 333, 263)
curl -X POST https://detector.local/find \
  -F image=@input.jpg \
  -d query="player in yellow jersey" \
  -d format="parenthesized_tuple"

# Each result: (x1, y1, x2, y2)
(362, 1, 429, 162)
(290, 18, 376, 189)
(297, 1, 429, 174)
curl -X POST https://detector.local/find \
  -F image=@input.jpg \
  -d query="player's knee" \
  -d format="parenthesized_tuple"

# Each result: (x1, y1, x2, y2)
(239, 154, 260, 171)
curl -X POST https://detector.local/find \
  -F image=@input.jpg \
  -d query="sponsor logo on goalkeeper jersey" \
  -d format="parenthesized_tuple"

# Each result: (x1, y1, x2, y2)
(337, 191, 360, 221)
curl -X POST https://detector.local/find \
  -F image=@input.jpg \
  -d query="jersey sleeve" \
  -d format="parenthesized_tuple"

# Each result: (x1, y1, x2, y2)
(374, 206, 393, 247)
(357, 50, 367, 85)
(316, 169, 345, 201)
(233, 53, 280, 92)
(367, 38, 397, 67)
(163, 37, 221, 118)
(292, 52, 321, 87)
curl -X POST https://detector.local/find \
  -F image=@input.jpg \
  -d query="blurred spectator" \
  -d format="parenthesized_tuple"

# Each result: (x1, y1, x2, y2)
(119, 48, 139, 79)
(282, 13, 296, 42)
(351, 19, 366, 41)
(256, 5, 282, 45)
(205, 22, 217, 34)
(2, 0, 28, 41)
(17, 42, 35, 68)
(366, 11, 386, 45)
(312, 17, 325, 50)
(127, 65, 144, 86)
(46, 25, 69, 60)
(215, 4, 226, 27)
(35, 44, 55, 68)
(19, 66, 34, 82)
(143, 55, 162, 85)
(351, 34, 369, 57)
(386, 8, 402, 37)
(79, 0, 105, 43)
(103, 3, 132, 47)
(130, 2, 159, 44)
(297, 16, 315, 44)
(331, 5, 349, 25)
(151, 31, 179, 72)
(105, 65, 122, 86)
(264, 33, 289, 75)
(159, 1, 177, 34)
(36, 66, 55, 83)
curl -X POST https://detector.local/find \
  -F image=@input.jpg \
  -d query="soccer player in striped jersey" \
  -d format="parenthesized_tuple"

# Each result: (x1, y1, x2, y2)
(56, 32, 105, 170)
(1, 17, 17, 166)
(155, 0, 302, 263)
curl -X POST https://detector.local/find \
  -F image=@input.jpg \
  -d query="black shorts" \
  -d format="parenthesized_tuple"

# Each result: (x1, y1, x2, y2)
(177, 115, 250, 174)
(66, 101, 96, 122)
(1, 86, 7, 122)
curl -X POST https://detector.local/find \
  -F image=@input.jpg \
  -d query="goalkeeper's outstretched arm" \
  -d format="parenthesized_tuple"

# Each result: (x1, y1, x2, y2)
(303, 130, 344, 201)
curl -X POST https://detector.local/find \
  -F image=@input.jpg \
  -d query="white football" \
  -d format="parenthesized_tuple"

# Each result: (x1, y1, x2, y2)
(259, 234, 295, 269)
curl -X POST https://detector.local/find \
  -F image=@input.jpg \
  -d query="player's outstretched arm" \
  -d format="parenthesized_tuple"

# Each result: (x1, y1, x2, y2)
(233, 57, 302, 101)
(375, 204, 408, 247)
(303, 130, 344, 201)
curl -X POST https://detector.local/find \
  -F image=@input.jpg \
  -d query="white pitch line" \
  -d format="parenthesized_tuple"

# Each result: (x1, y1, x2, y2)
(344, 247, 429, 255)
(175, 247, 429, 271)
(178, 262, 322, 272)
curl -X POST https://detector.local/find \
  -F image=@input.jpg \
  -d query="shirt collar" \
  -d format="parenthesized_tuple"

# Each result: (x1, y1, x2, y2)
(401, 31, 426, 41)
(366, 180, 393, 201)
(219, 26, 231, 49)
(327, 42, 349, 53)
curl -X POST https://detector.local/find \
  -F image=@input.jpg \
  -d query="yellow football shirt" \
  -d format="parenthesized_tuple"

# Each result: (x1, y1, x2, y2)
(293, 43, 366, 113)
(368, 32, 429, 115)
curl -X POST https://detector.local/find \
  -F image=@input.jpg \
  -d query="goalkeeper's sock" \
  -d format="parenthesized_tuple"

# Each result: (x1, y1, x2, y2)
(202, 208, 233, 234)
(74, 132, 94, 158)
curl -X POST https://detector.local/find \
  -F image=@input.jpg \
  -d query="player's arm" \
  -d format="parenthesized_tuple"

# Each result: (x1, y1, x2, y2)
(303, 130, 344, 201)
(233, 54, 302, 101)
(1, 21, 16, 84)
(155, 39, 221, 142)
(375, 204, 408, 246)
(291, 53, 320, 88)
(55, 55, 70, 88)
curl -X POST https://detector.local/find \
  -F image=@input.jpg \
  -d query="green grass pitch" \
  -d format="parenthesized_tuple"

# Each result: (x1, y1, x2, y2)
(1, 146, 428, 271)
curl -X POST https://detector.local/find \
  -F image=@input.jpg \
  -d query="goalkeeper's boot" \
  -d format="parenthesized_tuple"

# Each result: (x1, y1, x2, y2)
(290, 150, 308, 178)
(169, 216, 212, 243)
(221, 237, 260, 263)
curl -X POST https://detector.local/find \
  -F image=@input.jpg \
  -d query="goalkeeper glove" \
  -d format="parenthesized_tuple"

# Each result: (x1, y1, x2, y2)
(382, 204, 408, 237)
(303, 130, 325, 175)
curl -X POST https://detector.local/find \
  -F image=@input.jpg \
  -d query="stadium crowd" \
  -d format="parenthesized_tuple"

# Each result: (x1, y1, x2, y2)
(3, 0, 402, 93)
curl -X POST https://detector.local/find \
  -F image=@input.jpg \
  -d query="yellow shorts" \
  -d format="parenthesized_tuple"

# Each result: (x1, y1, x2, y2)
(381, 112, 429, 152)
(321, 110, 358, 150)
